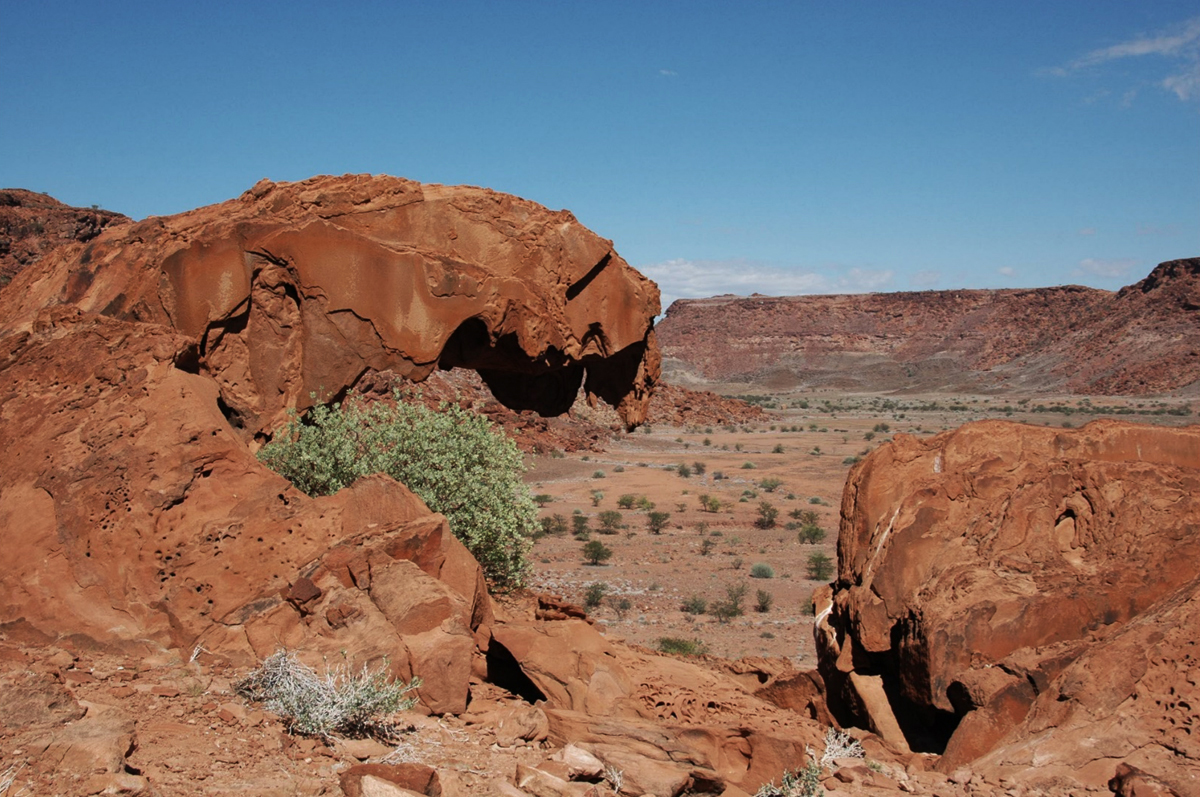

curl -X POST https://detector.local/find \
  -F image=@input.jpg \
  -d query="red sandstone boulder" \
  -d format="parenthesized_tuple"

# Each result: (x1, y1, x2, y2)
(819, 419, 1200, 792)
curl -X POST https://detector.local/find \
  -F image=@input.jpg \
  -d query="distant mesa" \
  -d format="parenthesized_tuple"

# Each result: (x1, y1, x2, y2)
(656, 257, 1200, 395)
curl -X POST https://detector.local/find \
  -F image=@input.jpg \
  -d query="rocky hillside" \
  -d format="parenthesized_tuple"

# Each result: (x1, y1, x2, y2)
(657, 257, 1200, 395)
(0, 188, 129, 287)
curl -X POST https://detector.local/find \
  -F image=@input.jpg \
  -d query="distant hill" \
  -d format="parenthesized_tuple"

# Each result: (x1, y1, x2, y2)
(655, 258, 1200, 396)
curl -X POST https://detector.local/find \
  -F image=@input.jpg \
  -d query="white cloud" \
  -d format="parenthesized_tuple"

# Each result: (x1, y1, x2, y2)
(1051, 16, 1200, 103)
(997, 266, 1016, 278)
(640, 258, 893, 310)
(1078, 227, 1096, 236)
(1072, 257, 1139, 280)
(659, 69, 678, 77)
(910, 269, 941, 288)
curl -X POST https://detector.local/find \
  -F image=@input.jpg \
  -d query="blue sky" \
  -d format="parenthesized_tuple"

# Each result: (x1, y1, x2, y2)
(2, 2, 1197, 309)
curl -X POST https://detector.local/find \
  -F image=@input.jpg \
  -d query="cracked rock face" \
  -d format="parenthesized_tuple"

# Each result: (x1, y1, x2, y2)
(817, 419, 1200, 793)
(0, 175, 658, 694)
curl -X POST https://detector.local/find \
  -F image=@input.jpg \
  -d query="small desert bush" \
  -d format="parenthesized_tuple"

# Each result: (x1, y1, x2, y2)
(235, 651, 419, 740)
(583, 581, 609, 608)
(807, 552, 834, 581)
(538, 514, 568, 537)
(755, 501, 779, 529)
(617, 494, 636, 509)
(657, 637, 708, 656)
(711, 583, 747, 622)
(755, 589, 774, 612)
(750, 563, 775, 579)
(583, 540, 613, 565)
(681, 595, 707, 614)
(598, 510, 624, 534)
(753, 728, 864, 796)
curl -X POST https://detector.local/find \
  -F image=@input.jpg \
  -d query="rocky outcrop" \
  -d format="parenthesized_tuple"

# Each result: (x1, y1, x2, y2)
(657, 257, 1200, 395)
(0, 175, 658, 706)
(3, 175, 660, 434)
(0, 188, 129, 287)
(818, 419, 1200, 793)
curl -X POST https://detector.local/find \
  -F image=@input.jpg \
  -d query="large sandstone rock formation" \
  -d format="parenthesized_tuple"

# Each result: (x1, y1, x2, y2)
(3, 174, 660, 435)
(0, 178, 840, 795)
(0, 174, 656, 683)
(657, 257, 1200, 395)
(818, 419, 1200, 794)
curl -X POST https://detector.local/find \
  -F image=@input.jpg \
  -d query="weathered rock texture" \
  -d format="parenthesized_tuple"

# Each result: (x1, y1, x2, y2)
(3, 174, 660, 435)
(0, 174, 657, 698)
(0, 188, 129, 287)
(0, 178, 841, 794)
(818, 419, 1200, 794)
(657, 257, 1200, 395)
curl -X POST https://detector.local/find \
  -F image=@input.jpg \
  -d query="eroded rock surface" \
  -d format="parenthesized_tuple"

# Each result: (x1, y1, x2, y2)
(0, 188, 129, 287)
(3, 174, 660, 434)
(0, 175, 657, 699)
(819, 419, 1200, 794)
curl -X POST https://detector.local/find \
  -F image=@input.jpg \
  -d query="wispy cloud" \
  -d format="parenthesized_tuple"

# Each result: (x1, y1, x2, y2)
(641, 258, 894, 309)
(1072, 257, 1139, 280)
(910, 269, 941, 288)
(997, 266, 1016, 278)
(659, 69, 678, 77)
(1077, 227, 1097, 236)
(1049, 16, 1200, 102)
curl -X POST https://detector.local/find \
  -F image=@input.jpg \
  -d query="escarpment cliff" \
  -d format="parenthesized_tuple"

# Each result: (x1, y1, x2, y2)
(657, 257, 1200, 395)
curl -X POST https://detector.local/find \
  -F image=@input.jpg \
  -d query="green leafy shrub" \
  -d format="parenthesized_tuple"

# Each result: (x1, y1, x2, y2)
(235, 650, 420, 740)
(750, 563, 775, 579)
(677, 463, 692, 478)
(598, 510, 624, 534)
(583, 582, 609, 608)
(796, 523, 826, 544)
(647, 510, 671, 534)
(755, 501, 779, 530)
(256, 393, 534, 589)
(759, 477, 783, 493)
(657, 637, 708, 656)
(590, 490, 604, 507)
(681, 595, 707, 614)
(572, 514, 591, 538)
(617, 494, 636, 509)
(807, 552, 834, 581)
(583, 540, 613, 565)
(636, 495, 655, 511)
(538, 514, 568, 537)
(711, 583, 747, 622)
(755, 589, 774, 612)
(533, 493, 554, 507)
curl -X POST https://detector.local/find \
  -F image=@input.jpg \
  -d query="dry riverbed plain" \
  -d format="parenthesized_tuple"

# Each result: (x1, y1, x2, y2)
(523, 391, 1195, 666)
